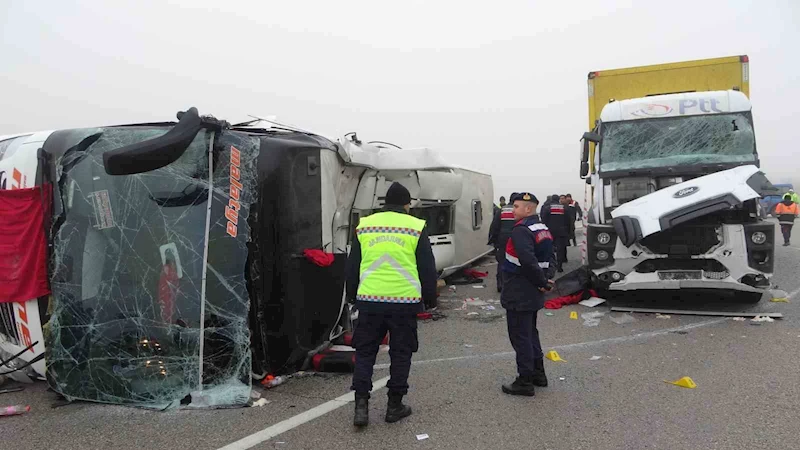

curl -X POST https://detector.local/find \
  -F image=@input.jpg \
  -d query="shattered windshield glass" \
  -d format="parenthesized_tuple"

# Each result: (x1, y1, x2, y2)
(599, 113, 756, 173)
(47, 127, 259, 408)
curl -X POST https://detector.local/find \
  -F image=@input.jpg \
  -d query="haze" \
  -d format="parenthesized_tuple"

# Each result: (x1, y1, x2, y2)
(2, 0, 798, 201)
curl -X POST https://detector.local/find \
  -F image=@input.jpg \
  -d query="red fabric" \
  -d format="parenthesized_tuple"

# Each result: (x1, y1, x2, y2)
(0, 185, 51, 303)
(544, 289, 598, 310)
(463, 268, 488, 278)
(303, 249, 335, 267)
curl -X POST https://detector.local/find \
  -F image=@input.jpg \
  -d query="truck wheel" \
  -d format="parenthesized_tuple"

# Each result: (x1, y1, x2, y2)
(735, 292, 763, 304)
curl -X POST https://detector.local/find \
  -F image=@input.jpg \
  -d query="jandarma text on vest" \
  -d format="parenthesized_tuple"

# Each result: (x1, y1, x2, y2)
(367, 235, 406, 247)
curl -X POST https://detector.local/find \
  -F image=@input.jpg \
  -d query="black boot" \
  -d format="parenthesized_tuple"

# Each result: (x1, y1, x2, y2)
(353, 396, 369, 427)
(501, 376, 536, 396)
(385, 394, 412, 423)
(532, 358, 548, 387)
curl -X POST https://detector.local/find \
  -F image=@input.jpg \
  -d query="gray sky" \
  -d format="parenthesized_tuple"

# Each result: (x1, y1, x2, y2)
(2, 0, 798, 200)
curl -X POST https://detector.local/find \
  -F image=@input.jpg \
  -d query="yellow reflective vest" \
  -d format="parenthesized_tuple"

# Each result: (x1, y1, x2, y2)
(356, 212, 426, 304)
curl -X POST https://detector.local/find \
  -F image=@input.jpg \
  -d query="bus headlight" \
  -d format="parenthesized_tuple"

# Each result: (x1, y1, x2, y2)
(597, 232, 611, 245)
(596, 250, 610, 261)
(751, 231, 767, 245)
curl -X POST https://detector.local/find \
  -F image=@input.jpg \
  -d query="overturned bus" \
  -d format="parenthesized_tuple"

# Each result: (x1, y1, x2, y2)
(0, 108, 493, 407)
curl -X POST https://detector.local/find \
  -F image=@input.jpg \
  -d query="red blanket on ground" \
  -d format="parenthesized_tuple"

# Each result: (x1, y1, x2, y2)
(544, 289, 598, 310)
(303, 249, 335, 267)
(0, 185, 51, 303)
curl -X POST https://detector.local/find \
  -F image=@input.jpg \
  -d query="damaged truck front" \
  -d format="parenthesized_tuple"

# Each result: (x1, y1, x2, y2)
(580, 90, 776, 302)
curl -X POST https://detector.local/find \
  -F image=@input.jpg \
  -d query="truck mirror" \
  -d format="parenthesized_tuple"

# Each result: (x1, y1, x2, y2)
(581, 139, 590, 163)
(582, 131, 601, 143)
(580, 161, 590, 178)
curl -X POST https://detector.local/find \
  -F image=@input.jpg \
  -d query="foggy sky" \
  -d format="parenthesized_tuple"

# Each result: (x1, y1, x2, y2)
(2, 0, 799, 202)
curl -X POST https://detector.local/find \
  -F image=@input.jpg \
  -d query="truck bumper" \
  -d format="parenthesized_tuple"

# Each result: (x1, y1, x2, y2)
(602, 271, 766, 293)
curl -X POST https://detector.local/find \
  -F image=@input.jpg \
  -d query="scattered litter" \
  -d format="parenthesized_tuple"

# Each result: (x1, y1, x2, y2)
(558, 377, 566, 381)
(472, 285, 485, 289)
(609, 313, 637, 325)
(589, 356, 602, 361)
(544, 312, 554, 316)
(250, 390, 262, 399)
(487, 299, 501, 304)
(751, 316, 775, 323)
(261, 375, 287, 389)
(0, 387, 25, 395)
(480, 305, 496, 311)
(655, 313, 671, 319)
(465, 298, 488, 307)
(578, 297, 606, 308)
(670, 330, 688, 335)
(770, 289, 789, 302)
(0, 405, 30, 416)
(456, 300, 468, 311)
(581, 311, 605, 327)
(710, 334, 714, 337)
(251, 398, 271, 407)
(732, 317, 747, 322)
(416, 434, 430, 441)
(464, 344, 474, 348)
(466, 312, 479, 316)
(464, 268, 488, 279)
(545, 350, 565, 362)
(583, 319, 600, 327)
(448, 285, 457, 293)
(569, 311, 578, 320)
(665, 376, 697, 389)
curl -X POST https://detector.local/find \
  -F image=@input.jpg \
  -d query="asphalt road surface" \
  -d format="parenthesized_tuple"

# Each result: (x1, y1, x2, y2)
(4, 232, 800, 450)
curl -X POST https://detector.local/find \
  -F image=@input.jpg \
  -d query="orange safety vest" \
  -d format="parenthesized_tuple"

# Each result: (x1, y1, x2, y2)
(775, 202, 799, 224)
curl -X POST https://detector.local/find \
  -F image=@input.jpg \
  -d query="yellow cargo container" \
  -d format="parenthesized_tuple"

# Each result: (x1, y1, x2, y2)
(586, 55, 750, 171)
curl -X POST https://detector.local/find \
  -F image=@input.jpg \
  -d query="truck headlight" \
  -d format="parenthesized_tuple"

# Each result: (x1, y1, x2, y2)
(597, 232, 611, 245)
(596, 250, 610, 261)
(751, 231, 767, 245)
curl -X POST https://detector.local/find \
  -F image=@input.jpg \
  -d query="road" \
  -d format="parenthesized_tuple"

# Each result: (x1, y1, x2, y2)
(4, 235, 800, 450)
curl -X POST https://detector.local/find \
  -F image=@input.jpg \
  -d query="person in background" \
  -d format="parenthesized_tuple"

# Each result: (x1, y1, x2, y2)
(489, 193, 518, 292)
(500, 192, 555, 396)
(346, 182, 438, 427)
(566, 194, 582, 246)
(541, 194, 569, 272)
(499, 196, 507, 208)
(775, 194, 800, 246)
(789, 189, 800, 205)
(561, 195, 575, 248)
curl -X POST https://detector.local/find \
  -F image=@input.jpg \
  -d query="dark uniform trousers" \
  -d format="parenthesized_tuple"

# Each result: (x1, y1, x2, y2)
(351, 312, 419, 397)
(554, 236, 568, 267)
(495, 249, 504, 287)
(506, 309, 543, 376)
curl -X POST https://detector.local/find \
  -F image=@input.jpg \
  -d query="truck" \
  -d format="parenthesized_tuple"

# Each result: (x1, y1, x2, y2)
(578, 56, 777, 302)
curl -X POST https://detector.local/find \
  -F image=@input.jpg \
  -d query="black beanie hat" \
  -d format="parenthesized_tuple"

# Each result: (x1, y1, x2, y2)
(385, 182, 412, 206)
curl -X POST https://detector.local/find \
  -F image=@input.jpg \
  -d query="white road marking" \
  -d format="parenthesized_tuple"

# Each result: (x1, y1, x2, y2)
(218, 317, 727, 449)
(217, 376, 390, 450)
(376, 317, 727, 369)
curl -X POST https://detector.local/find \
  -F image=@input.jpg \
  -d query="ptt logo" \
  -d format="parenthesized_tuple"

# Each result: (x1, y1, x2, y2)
(679, 98, 723, 115)
(631, 104, 673, 118)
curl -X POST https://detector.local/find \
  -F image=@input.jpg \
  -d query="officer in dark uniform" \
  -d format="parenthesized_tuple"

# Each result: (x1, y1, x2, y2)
(500, 192, 556, 396)
(346, 182, 438, 427)
(488, 193, 518, 292)
(541, 194, 570, 272)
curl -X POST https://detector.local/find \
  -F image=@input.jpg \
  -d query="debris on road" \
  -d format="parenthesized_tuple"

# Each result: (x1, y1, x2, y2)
(472, 285, 485, 289)
(0, 405, 30, 417)
(448, 285, 457, 293)
(416, 434, 430, 441)
(581, 311, 605, 327)
(0, 387, 25, 395)
(467, 312, 479, 317)
(732, 317, 747, 321)
(589, 356, 603, 361)
(544, 312, 554, 316)
(578, 297, 606, 308)
(559, 377, 566, 381)
(770, 289, 789, 302)
(464, 344, 474, 348)
(545, 351, 565, 362)
(251, 398, 270, 407)
(665, 376, 697, 389)
(465, 298, 488, 307)
(609, 314, 637, 325)
(481, 305, 496, 311)
(655, 313, 671, 319)
(751, 315, 775, 323)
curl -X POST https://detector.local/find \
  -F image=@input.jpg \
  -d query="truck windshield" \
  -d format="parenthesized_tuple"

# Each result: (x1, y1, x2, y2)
(599, 112, 756, 173)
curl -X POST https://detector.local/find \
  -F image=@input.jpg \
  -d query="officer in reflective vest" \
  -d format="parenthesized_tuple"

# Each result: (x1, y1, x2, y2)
(488, 193, 519, 292)
(501, 192, 556, 396)
(346, 182, 438, 427)
(776, 194, 800, 246)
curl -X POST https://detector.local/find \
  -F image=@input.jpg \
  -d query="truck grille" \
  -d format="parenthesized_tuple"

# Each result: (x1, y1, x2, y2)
(0, 303, 21, 346)
(640, 225, 720, 256)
